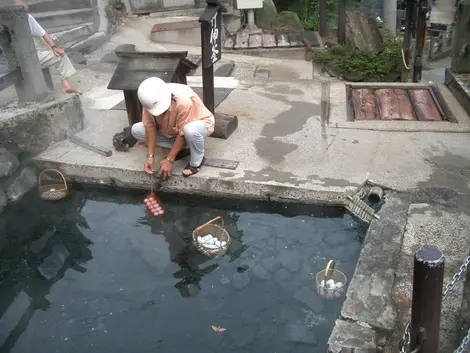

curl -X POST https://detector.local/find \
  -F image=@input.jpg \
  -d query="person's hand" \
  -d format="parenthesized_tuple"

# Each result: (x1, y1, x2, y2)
(52, 47, 65, 57)
(144, 157, 154, 174)
(158, 159, 173, 179)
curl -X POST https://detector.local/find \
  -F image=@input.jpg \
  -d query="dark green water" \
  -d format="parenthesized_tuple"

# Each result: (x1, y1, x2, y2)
(0, 186, 365, 353)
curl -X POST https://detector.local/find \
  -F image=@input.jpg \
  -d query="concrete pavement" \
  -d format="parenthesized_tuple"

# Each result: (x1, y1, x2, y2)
(35, 56, 470, 203)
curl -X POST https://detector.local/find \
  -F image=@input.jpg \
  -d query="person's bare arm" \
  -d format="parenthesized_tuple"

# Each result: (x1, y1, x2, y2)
(42, 33, 65, 56)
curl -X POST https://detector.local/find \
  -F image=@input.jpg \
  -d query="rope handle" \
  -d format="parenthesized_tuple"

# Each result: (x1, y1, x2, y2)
(195, 216, 224, 233)
(323, 259, 336, 286)
(38, 169, 68, 190)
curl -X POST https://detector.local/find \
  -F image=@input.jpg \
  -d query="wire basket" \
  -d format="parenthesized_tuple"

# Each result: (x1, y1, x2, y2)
(315, 260, 348, 300)
(38, 169, 68, 201)
(192, 216, 231, 258)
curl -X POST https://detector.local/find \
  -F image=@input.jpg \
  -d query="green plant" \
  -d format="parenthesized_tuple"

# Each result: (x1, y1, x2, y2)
(277, 0, 337, 30)
(313, 32, 403, 81)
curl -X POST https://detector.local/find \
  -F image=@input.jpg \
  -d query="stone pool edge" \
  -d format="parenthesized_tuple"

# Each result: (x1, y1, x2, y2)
(34, 160, 357, 205)
(328, 193, 410, 352)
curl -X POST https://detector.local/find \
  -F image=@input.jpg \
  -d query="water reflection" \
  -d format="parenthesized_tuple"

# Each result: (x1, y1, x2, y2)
(0, 186, 364, 353)
(0, 191, 93, 353)
(145, 202, 245, 298)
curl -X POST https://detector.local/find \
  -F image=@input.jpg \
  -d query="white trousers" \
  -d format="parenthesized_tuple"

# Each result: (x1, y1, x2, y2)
(37, 50, 76, 80)
(131, 120, 208, 167)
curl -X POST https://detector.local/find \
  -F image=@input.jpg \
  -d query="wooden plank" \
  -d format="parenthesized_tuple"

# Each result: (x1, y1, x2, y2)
(69, 135, 113, 157)
(205, 158, 239, 170)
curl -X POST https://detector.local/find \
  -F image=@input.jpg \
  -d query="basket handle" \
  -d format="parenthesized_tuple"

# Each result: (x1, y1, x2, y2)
(323, 260, 336, 286)
(38, 169, 68, 191)
(195, 216, 224, 233)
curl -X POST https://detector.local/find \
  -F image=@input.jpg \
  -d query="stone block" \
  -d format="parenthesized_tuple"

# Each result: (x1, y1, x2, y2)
(255, 0, 278, 28)
(402, 203, 470, 266)
(276, 32, 290, 47)
(6, 167, 37, 202)
(234, 32, 249, 49)
(212, 113, 238, 139)
(0, 147, 19, 178)
(248, 33, 262, 48)
(345, 11, 384, 54)
(0, 94, 84, 155)
(288, 32, 303, 47)
(262, 33, 276, 47)
(224, 36, 235, 49)
(328, 320, 376, 353)
(276, 11, 304, 31)
(341, 194, 410, 331)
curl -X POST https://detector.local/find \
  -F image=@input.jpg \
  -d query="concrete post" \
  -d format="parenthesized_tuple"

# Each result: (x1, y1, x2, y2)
(451, 0, 470, 73)
(0, 5, 48, 102)
(383, 0, 398, 35)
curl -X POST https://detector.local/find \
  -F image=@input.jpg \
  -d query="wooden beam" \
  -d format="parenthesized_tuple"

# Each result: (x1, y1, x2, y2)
(69, 135, 113, 157)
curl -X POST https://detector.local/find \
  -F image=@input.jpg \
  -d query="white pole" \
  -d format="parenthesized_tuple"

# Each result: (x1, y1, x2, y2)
(383, 0, 398, 35)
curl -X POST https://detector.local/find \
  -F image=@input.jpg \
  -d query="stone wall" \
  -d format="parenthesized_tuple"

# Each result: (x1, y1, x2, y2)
(424, 24, 455, 62)
(0, 141, 38, 215)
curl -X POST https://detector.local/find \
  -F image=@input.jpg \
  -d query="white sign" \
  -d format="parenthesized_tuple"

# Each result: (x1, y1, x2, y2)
(209, 11, 219, 64)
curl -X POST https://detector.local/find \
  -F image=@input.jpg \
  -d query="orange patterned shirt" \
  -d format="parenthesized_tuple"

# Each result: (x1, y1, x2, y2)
(142, 83, 215, 138)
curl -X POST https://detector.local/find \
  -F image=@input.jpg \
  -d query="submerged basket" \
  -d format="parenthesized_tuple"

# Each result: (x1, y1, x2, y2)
(192, 216, 231, 258)
(315, 260, 348, 300)
(38, 169, 68, 201)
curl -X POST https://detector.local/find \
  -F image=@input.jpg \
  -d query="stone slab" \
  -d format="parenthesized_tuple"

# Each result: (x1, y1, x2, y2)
(276, 33, 290, 47)
(234, 32, 249, 49)
(328, 320, 376, 353)
(0, 94, 84, 155)
(261, 33, 276, 48)
(402, 203, 470, 266)
(341, 194, 410, 331)
(248, 34, 262, 48)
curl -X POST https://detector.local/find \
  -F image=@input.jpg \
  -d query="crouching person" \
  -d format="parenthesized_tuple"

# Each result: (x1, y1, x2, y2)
(131, 77, 215, 178)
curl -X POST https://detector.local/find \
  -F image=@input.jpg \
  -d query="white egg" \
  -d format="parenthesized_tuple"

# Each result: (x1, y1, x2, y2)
(335, 282, 343, 289)
(328, 282, 337, 290)
(205, 243, 218, 249)
(320, 280, 326, 288)
(326, 279, 335, 286)
(221, 241, 227, 247)
(215, 240, 221, 247)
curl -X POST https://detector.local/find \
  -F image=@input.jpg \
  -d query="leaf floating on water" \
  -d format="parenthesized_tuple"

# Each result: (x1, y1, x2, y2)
(211, 325, 226, 333)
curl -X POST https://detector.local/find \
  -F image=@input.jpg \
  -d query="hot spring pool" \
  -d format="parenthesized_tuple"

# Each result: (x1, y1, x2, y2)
(0, 186, 365, 353)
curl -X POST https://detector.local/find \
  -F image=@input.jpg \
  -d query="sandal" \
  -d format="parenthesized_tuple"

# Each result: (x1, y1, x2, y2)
(182, 157, 205, 177)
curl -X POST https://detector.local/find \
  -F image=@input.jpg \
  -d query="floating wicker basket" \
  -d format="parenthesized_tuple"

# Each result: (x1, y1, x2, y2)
(192, 216, 231, 258)
(38, 169, 68, 201)
(315, 260, 348, 300)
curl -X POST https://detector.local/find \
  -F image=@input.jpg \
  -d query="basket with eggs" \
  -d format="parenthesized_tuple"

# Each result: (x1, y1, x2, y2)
(192, 216, 231, 258)
(315, 260, 348, 300)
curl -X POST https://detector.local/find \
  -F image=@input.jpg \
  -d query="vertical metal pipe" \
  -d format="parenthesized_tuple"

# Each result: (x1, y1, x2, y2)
(410, 246, 445, 353)
(401, 0, 415, 82)
(337, 0, 346, 45)
(319, 0, 328, 38)
(413, 0, 428, 82)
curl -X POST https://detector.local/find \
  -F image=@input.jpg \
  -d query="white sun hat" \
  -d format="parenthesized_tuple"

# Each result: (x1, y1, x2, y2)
(137, 77, 172, 116)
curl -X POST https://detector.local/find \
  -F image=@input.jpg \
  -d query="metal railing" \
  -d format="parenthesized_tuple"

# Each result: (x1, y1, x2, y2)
(400, 246, 470, 353)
